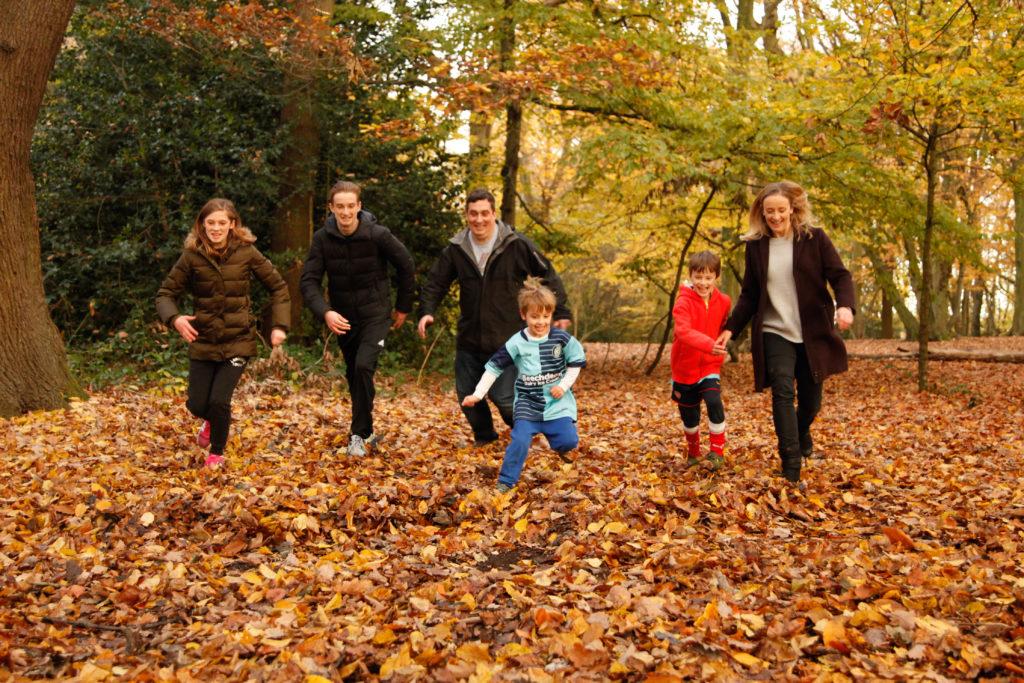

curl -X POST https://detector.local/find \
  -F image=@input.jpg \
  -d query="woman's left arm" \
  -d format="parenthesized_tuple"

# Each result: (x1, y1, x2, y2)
(819, 230, 856, 316)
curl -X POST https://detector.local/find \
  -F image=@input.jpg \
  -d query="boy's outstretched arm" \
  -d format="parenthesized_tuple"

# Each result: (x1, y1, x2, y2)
(462, 370, 500, 406)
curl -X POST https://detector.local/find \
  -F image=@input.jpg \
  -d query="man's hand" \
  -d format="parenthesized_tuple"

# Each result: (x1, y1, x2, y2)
(270, 329, 286, 347)
(461, 395, 481, 407)
(715, 329, 733, 347)
(324, 310, 351, 336)
(391, 310, 408, 330)
(552, 319, 571, 331)
(173, 315, 198, 343)
(417, 314, 434, 339)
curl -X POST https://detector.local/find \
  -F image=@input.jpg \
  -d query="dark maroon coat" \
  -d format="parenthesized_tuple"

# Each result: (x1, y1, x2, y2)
(725, 227, 855, 392)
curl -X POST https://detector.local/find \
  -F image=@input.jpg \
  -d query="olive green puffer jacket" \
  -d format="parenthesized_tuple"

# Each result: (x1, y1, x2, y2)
(156, 237, 290, 361)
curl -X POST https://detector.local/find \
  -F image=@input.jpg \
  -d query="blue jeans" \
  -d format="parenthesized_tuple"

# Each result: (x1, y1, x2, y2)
(498, 417, 578, 487)
(454, 348, 516, 442)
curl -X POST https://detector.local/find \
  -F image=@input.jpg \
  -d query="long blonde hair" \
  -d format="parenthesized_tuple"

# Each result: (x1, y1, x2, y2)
(186, 197, 256, 258)
(743, 181, 818, 241)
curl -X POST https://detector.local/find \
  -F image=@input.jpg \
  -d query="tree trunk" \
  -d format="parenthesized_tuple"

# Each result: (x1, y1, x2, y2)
(1013, 175, 1024, 334)
(271, 0, 333, 332)
(501, 100, 522, 226)
(0, 0, 82, 416)
(918, 125, 938, 391)
(866, 244, 918, 338)
(881, 290, 894, 338)
(467, 113, 492, 186)
(498, 0, 520, 227)
(646, 187, 717, 375)
(970, 276, 983, 336)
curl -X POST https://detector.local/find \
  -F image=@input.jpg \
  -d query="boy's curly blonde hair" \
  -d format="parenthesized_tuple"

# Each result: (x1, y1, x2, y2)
(518, 276, 556, 314)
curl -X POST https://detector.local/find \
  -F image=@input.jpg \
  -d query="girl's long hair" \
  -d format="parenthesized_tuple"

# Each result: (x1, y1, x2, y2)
(185, 198, 255, 258)
(743, 181, 817, 241)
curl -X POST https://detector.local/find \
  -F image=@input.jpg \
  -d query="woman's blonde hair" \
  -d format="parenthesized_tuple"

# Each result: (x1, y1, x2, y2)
(743, 181, 817, 241)
(186, 197, 256, 258)
(518, 276, 556, 314)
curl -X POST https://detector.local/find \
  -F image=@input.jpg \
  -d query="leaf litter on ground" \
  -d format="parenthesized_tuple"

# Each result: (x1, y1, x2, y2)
(1, 340, 1023, 680)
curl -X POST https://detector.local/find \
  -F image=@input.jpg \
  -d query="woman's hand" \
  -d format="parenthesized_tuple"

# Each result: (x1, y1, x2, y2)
(836, 307, 853, 331)
(173, 315, 198, 343)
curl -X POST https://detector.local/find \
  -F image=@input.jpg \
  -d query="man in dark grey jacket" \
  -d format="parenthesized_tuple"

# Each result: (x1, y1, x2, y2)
(418, 188, 571, 446)
(301, 180, 416, 456)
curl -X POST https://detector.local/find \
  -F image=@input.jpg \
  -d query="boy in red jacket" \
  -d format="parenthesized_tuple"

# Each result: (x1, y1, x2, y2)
(671, 251, 731, 469)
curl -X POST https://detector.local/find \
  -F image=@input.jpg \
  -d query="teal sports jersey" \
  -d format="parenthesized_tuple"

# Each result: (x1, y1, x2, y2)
(486, 327, 587, 422)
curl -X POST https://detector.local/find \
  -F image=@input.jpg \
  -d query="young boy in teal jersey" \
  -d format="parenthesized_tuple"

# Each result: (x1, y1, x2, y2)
(462, 277, 587, 492)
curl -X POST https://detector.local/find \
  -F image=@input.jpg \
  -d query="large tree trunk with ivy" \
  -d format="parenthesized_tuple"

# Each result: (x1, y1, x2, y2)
(0, 0, 83, 417)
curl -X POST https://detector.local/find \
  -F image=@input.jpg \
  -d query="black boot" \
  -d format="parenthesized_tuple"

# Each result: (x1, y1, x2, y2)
(781, 449, 802, 482)
(799, 431, 817, 459)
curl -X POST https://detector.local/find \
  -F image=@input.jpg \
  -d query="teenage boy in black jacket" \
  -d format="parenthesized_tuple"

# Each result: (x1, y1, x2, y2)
(301, 181, 416, 456)
(418, 188, 571, 446)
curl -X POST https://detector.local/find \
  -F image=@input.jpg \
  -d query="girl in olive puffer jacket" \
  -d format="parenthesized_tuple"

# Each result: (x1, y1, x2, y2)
(156, 198, 290, 468)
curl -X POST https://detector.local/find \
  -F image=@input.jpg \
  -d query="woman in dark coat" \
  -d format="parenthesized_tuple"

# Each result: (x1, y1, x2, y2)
(716, 181, 855, 482)
(156, 198, 290, 468)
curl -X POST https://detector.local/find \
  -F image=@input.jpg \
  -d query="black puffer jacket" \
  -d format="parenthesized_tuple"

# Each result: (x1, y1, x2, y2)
(419, 221, 571, 355)
(300, 211, 416, 323)
(156, 232, 290, 361)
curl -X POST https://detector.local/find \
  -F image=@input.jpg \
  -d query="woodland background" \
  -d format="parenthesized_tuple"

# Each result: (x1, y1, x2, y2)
(2, 0, 1024, 680)
(6, 0, 1024, 404)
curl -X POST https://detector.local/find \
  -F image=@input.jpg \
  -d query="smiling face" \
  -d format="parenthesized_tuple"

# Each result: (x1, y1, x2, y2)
(689, 268, 719, 301)
(762, 194, 793, 237)
(466, 198, 496, 244)
(330, 191, 362, 235)
(522, 305, 553, 338)
(203, 210, 234, 248)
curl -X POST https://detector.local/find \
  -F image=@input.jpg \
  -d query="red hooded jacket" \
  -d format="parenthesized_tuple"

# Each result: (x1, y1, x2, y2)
(671, 284, 731, 384)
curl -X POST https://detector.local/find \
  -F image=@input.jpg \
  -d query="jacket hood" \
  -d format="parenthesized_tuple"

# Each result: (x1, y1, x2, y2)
(450, 219, 516, 252)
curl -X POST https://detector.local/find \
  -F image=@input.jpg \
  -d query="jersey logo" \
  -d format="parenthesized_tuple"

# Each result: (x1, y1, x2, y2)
(551, 344, 563, 359)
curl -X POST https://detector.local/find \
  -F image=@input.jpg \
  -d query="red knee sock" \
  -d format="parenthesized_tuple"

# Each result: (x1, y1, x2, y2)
(709, 423, 725, 456)
(684, 428, 701, 458)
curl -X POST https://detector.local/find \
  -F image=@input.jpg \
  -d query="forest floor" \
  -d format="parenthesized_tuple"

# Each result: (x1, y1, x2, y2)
(2, 339, 1023, 681)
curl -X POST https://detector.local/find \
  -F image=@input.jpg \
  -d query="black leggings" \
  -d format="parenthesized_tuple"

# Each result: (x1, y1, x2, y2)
(674, 377, 725, 428)
(186, 358, 247, 455)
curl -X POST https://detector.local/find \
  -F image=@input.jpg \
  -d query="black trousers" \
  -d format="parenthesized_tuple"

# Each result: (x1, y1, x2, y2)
(337, 316, 392, 438)
(762, 333, 822, 460)
(186, 357, 247, 455)
(454, 348, 516, 442)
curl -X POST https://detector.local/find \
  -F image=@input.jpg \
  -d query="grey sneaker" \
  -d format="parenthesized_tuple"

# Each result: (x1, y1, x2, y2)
(495, 482, 514, 494)
(347, 433, 378, 457)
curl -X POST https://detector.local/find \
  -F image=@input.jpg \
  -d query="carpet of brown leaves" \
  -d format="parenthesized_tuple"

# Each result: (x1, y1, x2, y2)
(2, 341, 1023, 681)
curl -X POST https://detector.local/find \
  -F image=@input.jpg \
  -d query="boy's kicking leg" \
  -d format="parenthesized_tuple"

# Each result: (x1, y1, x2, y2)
(542, 417, 578, 463)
